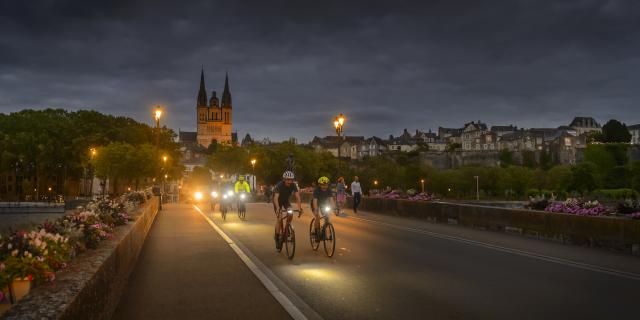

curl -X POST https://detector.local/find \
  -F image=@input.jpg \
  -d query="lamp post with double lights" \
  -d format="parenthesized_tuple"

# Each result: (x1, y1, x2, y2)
(250, 159, 257, 193)
(89, 148, 96, 199)
(154, 106, 163, 209)
(333, 113, 346, 174)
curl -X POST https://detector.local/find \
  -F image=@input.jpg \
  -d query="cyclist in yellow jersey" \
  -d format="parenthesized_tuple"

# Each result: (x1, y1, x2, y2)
(234, 175, 251, 193)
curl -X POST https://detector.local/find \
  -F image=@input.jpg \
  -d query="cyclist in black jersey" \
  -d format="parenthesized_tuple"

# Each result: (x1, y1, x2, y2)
(273, 171, 303, 240)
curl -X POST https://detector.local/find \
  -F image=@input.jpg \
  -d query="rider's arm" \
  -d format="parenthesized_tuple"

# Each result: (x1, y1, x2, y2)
(273, 192, 280, 213)
(244, 182, 251, 193)
(312, 198, 318, 213)
(294, 191, 302, 213)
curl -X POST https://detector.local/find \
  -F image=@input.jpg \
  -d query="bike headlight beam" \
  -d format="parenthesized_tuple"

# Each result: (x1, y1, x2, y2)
(211, 191, 218, 198)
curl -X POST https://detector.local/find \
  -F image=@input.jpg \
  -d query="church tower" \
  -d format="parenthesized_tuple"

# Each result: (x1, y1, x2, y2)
(195, 68, 234, 148)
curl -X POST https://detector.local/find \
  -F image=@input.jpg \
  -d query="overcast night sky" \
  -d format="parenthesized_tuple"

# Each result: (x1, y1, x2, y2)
(1, 0, 639, 142)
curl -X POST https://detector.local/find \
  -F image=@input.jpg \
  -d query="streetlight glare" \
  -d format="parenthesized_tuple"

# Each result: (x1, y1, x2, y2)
(154, 106, 163, 120)
(338, 114, 345, 125)
(251, 159, 256, 165)
(163, 155, 168, 162)
(333, 120, 339, 128)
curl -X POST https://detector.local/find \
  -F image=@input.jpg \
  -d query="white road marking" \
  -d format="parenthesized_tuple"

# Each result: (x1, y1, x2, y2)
(348, 215, 640, 281)
(193, 205, 315, 320)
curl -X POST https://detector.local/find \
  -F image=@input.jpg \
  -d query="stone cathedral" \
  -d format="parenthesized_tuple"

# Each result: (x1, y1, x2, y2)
(196, 69, 233, 147)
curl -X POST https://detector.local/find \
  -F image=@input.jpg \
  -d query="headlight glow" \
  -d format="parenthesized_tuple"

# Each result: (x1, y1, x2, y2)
(194, 192, 203, 201)
(287, 209, 293, 214)
(324, 206, 331, 212)
(211, 191, 218, 198)
(223, 194, 228, 199)
(240, 194, 246, 200)
(227, 191, 234, 196)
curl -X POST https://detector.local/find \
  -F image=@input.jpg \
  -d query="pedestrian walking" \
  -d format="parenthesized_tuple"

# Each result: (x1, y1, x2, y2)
(351, 176, 362, 213)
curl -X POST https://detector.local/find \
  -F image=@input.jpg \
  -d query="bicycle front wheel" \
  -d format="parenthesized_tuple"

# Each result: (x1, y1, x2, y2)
(275, 225, 283, 252)
(285, 224, 296, 259)
(323, 223, 336, 257)
(309, 218, 320, 251)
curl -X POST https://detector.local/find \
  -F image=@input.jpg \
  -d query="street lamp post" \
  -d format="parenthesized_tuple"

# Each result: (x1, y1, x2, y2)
(89, 148, 96, 199)
(420, 179, 425, 193)
(250, 159, 257, 193)
(154, 106, 163, 210)
(474, 175, 479, 201)
(333, 113, 346, 174)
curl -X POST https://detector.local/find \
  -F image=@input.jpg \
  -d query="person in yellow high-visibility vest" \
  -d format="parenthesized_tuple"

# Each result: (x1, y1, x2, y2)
(234, 175, 251, 193)
(234, 175, 251, 216)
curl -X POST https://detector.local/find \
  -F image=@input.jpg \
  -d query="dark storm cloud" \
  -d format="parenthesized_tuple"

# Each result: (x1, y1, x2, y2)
(1, 0, 640, 141)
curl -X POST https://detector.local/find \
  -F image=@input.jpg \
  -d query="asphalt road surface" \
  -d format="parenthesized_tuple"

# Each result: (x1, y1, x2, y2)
(199, 202, 640, 320)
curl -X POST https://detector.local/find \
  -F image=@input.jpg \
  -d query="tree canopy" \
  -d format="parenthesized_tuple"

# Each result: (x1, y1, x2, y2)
(601, 119, 631, 143)
(0, 109, 182, 196)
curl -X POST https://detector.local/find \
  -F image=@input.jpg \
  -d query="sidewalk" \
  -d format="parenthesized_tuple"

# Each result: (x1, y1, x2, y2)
(113, 203, 290, 319)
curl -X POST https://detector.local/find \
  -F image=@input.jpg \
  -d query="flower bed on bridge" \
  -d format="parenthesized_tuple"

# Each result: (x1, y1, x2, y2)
(373, 190, 439, 201)
(0, 190, 151, 306)
(527, 197, 640, 220)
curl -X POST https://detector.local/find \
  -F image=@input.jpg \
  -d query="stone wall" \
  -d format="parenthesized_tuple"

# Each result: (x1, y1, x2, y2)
(2, 197, 160, 320)
(420, 151, 502, 169)
(350, 197, 640, 255)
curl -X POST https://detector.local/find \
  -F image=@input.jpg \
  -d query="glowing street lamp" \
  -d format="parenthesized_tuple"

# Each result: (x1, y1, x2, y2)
(154, 106, 163, 122)
(250, 159, 257, 191)
(333, 113, 346, 173)
(420, 179, 425, 193)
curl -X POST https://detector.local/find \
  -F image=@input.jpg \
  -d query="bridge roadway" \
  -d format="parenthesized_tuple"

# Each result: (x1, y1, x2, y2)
(116, 202, 640, 319)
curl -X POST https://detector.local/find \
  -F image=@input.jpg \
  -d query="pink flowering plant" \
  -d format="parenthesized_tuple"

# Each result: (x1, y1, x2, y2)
(545, 198, 610, 216)
(373, 189, 438, 201)
(0, 190, 145, 292)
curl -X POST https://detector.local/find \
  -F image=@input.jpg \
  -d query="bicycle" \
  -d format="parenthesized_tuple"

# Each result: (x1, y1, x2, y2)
(309, 205, 337, 257)
(274, 208, 302, 259)
(220, 191, 233, 221)
(237, 192, 247, 220)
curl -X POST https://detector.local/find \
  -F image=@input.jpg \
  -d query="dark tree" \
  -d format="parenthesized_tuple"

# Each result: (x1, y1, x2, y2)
(499, 149, 514, 168)
(601, 119, 631, 143)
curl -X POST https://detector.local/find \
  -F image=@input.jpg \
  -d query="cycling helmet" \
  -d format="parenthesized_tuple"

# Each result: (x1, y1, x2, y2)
(238, 175, 245, 181)
(318, 176, 330, 184)
(283, 171, 295, 179)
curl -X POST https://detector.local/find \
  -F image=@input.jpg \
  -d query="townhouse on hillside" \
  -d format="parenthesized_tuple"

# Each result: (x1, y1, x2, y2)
(629, 124, 640, 144)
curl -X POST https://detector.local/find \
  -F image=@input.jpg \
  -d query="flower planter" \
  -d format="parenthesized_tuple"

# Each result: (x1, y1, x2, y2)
(9, 278, 32, 304)
(0, 286, 10, 314)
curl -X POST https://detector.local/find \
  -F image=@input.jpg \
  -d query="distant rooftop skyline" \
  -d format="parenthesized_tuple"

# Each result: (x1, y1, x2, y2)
(1, 0, 639, 142)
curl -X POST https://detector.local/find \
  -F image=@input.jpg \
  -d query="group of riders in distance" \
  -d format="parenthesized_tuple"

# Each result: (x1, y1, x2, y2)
(202, 170, 339, 259)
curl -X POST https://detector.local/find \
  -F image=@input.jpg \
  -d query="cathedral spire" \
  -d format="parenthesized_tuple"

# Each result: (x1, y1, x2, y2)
(197, 67, 208, 107)
(221, 71, 232, 109)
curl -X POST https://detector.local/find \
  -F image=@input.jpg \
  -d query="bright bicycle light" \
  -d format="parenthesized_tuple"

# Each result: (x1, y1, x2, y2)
(211, 191, 218, 198)
(324, 206, 331, 212)
(194, 192, 203, 201)
(223, 194, 228, 199)
(240, 194, 246, 200)
(227, 190, 234, 197)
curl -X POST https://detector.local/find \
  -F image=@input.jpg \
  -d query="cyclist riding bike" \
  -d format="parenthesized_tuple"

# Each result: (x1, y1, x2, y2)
(311, 176, 336, 241)
(234, 175, 251, 213)
(273, 171, 303, 243)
